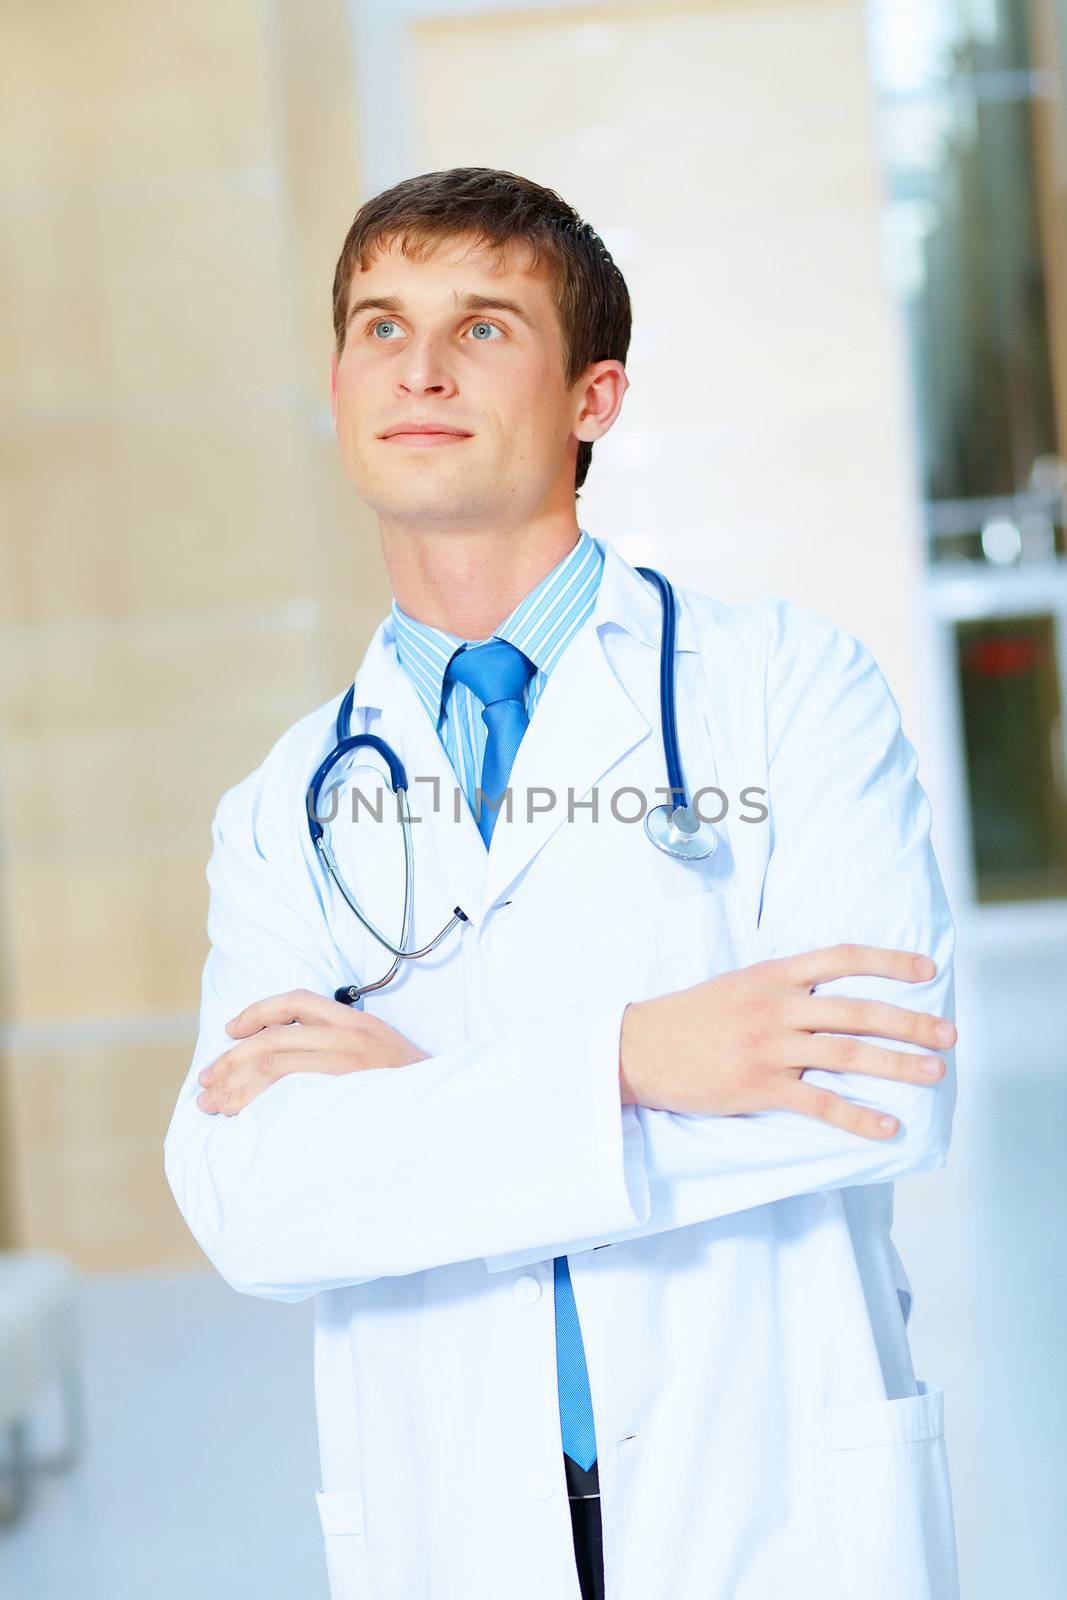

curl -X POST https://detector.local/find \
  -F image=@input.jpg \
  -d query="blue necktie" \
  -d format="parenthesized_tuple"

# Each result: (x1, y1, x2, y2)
(443, 639, 599, 1470)
(444, 638, 537, 846)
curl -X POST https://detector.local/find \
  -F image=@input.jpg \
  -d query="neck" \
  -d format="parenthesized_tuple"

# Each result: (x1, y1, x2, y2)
(380, 512, 582, 640)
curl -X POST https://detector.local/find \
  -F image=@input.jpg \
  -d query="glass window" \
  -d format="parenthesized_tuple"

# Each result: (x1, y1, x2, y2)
(954, 613, 1067, 899)
(867, 0, 1066, 565)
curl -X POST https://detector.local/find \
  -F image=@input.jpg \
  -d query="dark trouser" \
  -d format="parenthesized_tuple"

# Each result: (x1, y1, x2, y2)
(565, 1454, 604, 1600)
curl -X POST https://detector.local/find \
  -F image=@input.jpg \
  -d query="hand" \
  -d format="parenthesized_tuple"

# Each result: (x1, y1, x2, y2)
(196, 989, 429, 1116)
(618, 944, 957, 1141)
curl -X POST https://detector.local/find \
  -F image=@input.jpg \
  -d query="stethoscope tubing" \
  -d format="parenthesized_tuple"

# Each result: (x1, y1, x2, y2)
(635, 566, 685, 805)
(307, 566, 703, 1004)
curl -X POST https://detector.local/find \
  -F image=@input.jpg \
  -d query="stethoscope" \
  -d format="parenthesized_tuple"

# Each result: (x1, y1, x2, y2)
(306, 567, 717, 1006)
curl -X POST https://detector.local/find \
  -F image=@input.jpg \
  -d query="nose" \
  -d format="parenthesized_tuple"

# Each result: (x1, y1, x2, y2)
(395, 331, 458, 398)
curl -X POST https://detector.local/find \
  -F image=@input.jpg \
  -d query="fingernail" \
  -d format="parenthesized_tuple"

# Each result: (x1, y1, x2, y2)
(879, 1116, 898, 1133)
(921, 1058, 942, 1077)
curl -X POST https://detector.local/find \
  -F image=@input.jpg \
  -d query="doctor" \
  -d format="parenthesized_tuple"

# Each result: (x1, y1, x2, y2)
(164, 166, 960, 1600)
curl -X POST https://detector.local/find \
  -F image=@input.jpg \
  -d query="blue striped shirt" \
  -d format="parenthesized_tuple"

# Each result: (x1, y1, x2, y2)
(391, 528, 604, 819)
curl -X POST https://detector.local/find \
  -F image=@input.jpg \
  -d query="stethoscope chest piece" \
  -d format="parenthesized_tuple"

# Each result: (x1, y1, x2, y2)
(644, 802, 718, 861)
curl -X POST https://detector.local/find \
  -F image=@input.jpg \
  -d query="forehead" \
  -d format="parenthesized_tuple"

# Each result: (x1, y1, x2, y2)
(346, 232, 554, 313)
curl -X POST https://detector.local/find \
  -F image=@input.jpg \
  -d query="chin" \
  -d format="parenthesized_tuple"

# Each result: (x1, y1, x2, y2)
(354, 467, 492, 520)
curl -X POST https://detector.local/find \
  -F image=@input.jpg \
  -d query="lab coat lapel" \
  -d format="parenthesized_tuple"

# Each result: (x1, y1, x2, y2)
(349, 622, 490, 923)
(480, 618, 649, 912)
(481, 539, 693, 915)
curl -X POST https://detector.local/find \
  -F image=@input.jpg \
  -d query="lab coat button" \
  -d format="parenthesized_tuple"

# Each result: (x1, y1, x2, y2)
(514, 1274, 541, 1304)
(527, 1473, 554, 1499)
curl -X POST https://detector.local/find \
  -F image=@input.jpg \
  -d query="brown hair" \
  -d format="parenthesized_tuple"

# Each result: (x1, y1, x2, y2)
(331, 167, 631, 495)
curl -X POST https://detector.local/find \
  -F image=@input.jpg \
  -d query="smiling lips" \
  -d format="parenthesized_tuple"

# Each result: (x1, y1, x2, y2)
(380, 422, 473, 447)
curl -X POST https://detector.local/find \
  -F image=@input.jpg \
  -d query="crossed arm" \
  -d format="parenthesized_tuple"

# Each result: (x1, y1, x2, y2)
(164, 620, 957, 1299)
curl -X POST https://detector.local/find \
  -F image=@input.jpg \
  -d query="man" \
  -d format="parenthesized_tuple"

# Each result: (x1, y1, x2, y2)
(165, 167, 960, 1600)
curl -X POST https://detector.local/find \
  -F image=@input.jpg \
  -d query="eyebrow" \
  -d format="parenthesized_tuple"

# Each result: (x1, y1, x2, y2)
(346, 291, 536, 330)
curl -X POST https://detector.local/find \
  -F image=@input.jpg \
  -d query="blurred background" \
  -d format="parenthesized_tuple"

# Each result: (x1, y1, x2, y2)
(1, 0, 1064, 1595)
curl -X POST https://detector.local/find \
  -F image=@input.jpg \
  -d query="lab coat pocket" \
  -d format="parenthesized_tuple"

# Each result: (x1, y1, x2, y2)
(315, 1488, 371, 1599)
(819, 1379, 959, 1600)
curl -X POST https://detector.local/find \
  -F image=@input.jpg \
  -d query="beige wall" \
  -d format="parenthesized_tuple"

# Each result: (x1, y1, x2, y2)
(0, 0, 385, 1268)
(1, 0, 928, 1270)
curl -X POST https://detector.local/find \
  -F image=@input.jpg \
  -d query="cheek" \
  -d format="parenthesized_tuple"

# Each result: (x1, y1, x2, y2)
(334, 359, 376, 422)
(495, 385, 562, 454)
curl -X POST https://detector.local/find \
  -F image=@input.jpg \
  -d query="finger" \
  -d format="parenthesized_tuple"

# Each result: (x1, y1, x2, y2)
(226, 989, 352, 1037)
(198, 1050, 371, 1111)
(197, 1085, 243, 1116)
(798, 996, 957, 1052)
(200, 1024, 357, 1086)
(226, 990, 341, 1037)
(197, 1078, 265, 1116)
(784, 944, 937, 990)
(803, 1032, 946, 1086)
(254, 1049, 374, 1076)
(775, 1079, 901, 1141)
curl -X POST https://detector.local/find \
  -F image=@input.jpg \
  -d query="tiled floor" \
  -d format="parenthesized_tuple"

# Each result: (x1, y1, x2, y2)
(1, 934, 1064, 1598)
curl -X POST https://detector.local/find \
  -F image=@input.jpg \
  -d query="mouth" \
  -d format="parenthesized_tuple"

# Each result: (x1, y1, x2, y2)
(379, 420, 474, 444)
(381, 429, 473, 447)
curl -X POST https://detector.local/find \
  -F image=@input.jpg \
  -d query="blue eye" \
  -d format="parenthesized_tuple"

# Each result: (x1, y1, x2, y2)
(368, 318, 503, 341)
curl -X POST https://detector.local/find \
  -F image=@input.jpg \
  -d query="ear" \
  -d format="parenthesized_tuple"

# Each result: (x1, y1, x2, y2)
(329, 350, 339, 434)
(572, 360, 629, 444)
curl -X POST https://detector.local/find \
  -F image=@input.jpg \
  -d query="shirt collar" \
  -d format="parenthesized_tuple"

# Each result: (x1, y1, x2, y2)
(390, 527, 603, 726)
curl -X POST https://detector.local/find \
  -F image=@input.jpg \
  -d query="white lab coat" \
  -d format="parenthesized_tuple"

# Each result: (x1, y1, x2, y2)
(164, 537, 960, 1600)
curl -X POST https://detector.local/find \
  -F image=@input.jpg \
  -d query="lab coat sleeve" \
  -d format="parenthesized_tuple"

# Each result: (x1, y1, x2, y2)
(163, 781, 650, 1302)
(482, 612, 958, 1273)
